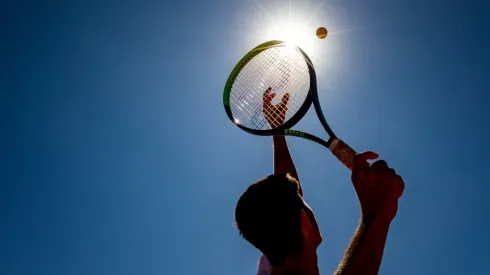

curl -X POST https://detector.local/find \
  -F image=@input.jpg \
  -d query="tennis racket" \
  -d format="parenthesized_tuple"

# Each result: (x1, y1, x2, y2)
(223, 40, 357, 170)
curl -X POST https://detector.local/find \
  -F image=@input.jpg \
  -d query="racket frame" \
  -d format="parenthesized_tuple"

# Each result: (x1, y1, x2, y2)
(223, 40, 356, 169)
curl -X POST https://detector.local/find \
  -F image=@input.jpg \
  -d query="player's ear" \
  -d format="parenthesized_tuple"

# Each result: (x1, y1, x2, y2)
(300, 209, 314, 239)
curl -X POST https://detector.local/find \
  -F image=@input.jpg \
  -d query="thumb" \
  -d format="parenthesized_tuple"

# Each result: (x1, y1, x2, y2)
(353, 151, 379, 171)
(280, 93, 290, 111)
(281, 93, 290, 105)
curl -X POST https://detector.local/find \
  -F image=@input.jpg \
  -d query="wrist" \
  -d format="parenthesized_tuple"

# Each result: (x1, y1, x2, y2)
(273, 135, 286, 141)
(360, 214, 392, 229)
(273, 136, 287, 145)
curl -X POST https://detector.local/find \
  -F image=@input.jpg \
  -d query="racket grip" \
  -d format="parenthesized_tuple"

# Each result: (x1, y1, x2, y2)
(329, 139, 356, 171)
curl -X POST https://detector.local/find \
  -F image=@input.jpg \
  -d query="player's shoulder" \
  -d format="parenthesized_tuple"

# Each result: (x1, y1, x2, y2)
(257, 254, 272, 275)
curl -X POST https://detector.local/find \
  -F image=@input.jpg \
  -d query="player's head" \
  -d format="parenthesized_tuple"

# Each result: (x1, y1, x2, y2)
(234, 173, 322, 267)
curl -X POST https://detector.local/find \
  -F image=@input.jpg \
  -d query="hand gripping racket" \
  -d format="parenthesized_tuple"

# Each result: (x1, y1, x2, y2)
(223, 40, 357, 170)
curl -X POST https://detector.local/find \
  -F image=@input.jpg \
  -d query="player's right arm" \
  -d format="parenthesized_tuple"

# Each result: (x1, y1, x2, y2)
(334, 152, 405, 275)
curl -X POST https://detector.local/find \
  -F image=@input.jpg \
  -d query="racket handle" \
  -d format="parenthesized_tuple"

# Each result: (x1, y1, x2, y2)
(329, 139, 356, 171)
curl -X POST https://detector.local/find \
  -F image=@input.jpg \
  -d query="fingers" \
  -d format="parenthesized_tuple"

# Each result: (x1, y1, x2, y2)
(356, 151, 379, 161)
(278, 93, 290, 114)
(371, 160, 388, 170)
(371, 159, 405, 198)
(352, 150, 405, 207)
(263, 87, 271, 97)
(352, 151, 378, 185)
(395, 175, 405, 197)
(370, 159, 399, 181)
(281, 93, 290, 107)
(263, 88, 275, 114)
(263, 88, 289, 127)
(263, 87, 275, 104)
(353, 151, 379, 171)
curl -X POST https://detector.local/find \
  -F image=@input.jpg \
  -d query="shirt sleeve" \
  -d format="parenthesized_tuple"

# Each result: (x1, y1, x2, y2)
(257, 254, 272, 275)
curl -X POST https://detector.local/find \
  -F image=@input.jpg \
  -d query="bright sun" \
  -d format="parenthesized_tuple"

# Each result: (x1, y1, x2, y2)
(264, 20, 319, 57)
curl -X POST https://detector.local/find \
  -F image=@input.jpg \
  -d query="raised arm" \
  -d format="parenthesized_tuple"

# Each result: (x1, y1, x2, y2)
(334, 152, 405, 275)
(263, 88, 302, 195)
(272, 136, 301, 193)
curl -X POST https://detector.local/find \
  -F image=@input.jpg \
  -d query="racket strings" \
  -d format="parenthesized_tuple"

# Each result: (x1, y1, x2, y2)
(231, 49, 305, 123)
(243, 50, 304, 115)
(231, 66, 304, 127)
(230, 53, 270, 124)
(229, 46, 310, 131)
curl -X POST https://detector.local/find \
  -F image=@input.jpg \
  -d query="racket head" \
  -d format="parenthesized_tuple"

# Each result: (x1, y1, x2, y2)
(223, 40, 317, 136)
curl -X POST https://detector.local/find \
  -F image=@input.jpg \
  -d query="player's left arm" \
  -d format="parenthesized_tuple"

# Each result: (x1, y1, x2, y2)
(263, 88, 302, 195)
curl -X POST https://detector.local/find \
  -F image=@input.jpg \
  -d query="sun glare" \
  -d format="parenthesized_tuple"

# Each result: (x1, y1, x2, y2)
(242, 0, 351, 101)
(265, 21, 318, 56)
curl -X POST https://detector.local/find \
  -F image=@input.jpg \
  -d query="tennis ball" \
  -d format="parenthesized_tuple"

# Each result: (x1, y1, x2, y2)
(316, 27, 328, 39)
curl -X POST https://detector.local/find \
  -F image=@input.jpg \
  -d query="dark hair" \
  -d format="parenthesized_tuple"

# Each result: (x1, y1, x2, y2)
(234, 174, 304, 266)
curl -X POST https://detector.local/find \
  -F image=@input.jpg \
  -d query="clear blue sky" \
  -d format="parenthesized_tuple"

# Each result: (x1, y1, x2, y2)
(2, 0, 490, 274)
